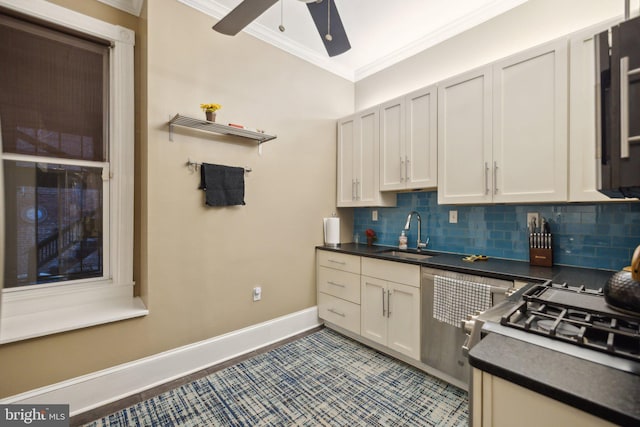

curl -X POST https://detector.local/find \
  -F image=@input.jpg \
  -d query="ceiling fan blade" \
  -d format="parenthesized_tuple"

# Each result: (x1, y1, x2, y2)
(213, 0, 279, 36)
(306, 0, 351, 57)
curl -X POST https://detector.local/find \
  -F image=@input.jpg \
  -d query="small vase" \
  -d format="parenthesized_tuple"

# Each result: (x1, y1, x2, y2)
(205, 111, 216, 122)
(367, 236, 374, 247)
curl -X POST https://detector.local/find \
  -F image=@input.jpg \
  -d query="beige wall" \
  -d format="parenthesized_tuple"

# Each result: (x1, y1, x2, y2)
(2, 0, 629, 399)
(355, 0, 626, 111)
(0, 0, 353, 397)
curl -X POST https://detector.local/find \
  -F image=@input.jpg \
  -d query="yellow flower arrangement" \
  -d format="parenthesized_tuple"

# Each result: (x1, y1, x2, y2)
(200, 103, 222, 113)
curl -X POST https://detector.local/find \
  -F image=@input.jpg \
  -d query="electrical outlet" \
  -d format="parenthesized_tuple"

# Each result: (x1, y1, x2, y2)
(253, 286, 262, 302)
(527, 212, 540, 230)
(372, 210, 378, 221)
(449, 210, 458, 224)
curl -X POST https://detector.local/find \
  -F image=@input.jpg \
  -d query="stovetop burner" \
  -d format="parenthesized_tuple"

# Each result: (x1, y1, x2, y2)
(500, 282, 640, 363)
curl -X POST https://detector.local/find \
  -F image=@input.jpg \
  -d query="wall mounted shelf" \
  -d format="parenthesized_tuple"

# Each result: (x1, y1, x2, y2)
(168, 114, 277, 144)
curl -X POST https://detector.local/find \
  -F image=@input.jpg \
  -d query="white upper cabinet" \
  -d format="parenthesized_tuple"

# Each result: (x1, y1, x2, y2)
(380, 97, 405, 191)
(380, 86, 438, 191)
(438, 66, 493, 204)
(438, 40, 569, 204)
(568, 23, 615, 202)
(337, 107, 396, 207)
(493, 39, 569, 203)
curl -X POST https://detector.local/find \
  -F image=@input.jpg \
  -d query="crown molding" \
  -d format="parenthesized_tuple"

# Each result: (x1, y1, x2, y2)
(353, 0, 528, 80)
(97, 0, 144, 16)
(178, 0, 527, 82)
(179, 0, 355, 81)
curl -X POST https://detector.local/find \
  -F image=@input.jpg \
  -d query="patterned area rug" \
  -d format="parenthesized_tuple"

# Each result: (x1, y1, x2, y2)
(85, 328, 468, 426)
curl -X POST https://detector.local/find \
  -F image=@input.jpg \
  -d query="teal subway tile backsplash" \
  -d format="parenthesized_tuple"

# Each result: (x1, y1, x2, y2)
(353, 191, 640, 271)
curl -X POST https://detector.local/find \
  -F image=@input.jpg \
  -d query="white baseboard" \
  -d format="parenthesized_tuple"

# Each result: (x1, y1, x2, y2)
(1, 307, 321, 416)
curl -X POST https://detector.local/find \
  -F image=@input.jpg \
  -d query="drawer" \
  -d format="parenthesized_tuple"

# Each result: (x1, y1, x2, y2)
(317, 250, 360, 274)
(318, 292, 361, 334)
(318, 266, 360, 303)
(361, 257, 420, 287)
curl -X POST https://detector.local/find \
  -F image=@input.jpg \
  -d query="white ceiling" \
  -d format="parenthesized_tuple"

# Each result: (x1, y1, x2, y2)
(106, 0, 528, 81)
(181, 0, 528, 81)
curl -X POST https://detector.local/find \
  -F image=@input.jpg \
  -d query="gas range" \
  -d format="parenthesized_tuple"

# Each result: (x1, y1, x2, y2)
(466, 281, 640, 376)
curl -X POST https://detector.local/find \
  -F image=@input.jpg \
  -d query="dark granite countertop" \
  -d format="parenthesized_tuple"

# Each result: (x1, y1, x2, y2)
(317, 243, 616, 289)
(469, 334, 640, 426)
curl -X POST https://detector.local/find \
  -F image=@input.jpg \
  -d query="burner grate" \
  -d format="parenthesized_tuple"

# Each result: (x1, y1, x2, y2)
(501, 284, 640, 362)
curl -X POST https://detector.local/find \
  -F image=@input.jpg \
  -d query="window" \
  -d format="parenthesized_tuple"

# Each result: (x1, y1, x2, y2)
(0, 0, 145, 343)
(1, 13, 110, 289)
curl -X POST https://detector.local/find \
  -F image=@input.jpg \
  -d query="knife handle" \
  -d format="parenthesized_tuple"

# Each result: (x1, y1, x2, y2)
(632, 245, 640, 281)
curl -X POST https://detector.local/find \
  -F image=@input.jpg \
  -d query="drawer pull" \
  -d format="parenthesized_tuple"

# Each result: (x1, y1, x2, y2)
(327, 281, 346, 288)
(328, 259, 347, 265)
(328, 308, 346, 317)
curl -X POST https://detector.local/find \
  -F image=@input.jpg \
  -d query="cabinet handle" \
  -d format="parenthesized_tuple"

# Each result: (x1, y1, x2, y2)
(352, 179, 356, 201)
(327, 281, 345, 288)
(400, 156, 404, 182)
(493, 161, 498, 195)
(327, 259, 346, 265)
(484, 162, 490, 195)
(405, 156, 410, 182)
(328, 308, 346, 317)
(382, 288, 386, 317)
(387, 289, 392, 317)
(620, 57, 640, 158)
(355, 178, 360, 200)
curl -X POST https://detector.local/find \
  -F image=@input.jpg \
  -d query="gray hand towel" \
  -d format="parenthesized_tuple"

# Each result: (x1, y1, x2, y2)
(199, 163, 246, 206)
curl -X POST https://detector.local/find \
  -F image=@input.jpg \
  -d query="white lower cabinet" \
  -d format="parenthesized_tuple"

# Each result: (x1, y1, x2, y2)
(360, 257, 421, 360)
(318, 292, 361, 334)
(472, 369, 616, 427)
(317, 251, 361, 334)
(317, 250, 421, 361)
(360, 276, 420, 360)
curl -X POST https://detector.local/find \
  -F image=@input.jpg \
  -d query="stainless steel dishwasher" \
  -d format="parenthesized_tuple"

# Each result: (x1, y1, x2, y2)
(420, 267, 512, 387)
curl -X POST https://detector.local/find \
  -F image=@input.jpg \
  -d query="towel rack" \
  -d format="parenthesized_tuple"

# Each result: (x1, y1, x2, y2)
(186, 159, 252, 173)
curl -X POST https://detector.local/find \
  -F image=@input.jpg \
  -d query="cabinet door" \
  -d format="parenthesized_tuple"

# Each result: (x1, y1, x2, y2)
(406, 86, 438, 189)
(477, 371, 617, 427)
(337, 115, 357, 206)
(337, 108, 395, 207)
(387, 282, 420, 360)
(380, 97, 405, 191)
(357, 107, 381, 204)
(438, 66, 493, 204)
(569, 24, 613, 202)
(360, 276, 387, 346)
(492, 39, 569, 203)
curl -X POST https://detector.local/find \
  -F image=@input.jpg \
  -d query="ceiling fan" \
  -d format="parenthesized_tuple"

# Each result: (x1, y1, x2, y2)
(212, 0, 351, 57)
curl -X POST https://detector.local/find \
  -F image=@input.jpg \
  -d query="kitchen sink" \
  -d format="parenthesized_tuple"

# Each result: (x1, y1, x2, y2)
(377, 249, 435, 261)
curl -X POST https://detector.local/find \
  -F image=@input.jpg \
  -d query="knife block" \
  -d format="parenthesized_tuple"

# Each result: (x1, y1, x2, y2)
(529, 233, 553, 267)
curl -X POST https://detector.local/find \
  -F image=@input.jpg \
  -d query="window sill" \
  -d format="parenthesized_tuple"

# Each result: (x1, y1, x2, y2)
(0, 296, 148, 344)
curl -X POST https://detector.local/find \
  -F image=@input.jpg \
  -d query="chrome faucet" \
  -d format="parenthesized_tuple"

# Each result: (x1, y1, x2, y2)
(404, 211, 429, 250)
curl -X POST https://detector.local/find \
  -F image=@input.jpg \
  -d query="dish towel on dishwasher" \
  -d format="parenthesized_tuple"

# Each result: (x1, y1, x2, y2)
(433, 275, 492, 328)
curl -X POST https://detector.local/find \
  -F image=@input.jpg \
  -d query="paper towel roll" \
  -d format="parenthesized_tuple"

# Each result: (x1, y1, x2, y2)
(323, 217, 340, 246)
